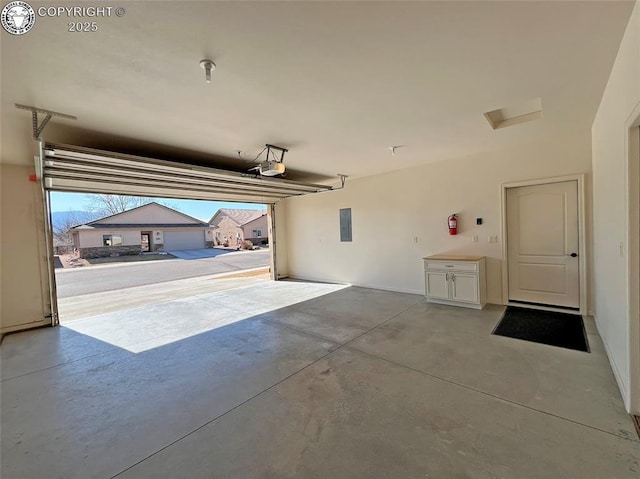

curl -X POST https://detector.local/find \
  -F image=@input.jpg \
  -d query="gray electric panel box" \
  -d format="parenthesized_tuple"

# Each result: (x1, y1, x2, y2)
(339, 208, 352, 242)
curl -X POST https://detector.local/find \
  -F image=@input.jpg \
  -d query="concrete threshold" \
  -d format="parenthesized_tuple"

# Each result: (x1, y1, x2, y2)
(58, 269, 270, 323)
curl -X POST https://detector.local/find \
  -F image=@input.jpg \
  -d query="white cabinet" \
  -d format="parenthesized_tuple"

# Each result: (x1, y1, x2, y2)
(424, 255, 486, 309)
(450, 272, 479, 303)
(425, 271, 449, 299)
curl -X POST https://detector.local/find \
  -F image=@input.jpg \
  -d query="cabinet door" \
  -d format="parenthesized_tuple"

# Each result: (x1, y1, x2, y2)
(450, 273, 479, 303)
(425, 271, 449, 299)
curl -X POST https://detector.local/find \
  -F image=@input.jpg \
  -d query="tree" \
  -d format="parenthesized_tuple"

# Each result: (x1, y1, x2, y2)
(84, 194, 154, 216)
(83, 194, 181, 217)
(52, 210, 98, 250)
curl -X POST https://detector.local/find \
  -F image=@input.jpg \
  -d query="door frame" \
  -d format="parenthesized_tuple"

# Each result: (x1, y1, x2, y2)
(500, 174, 587, 315)
(141, 232, 152, 253)
(625, 103, 640, 414)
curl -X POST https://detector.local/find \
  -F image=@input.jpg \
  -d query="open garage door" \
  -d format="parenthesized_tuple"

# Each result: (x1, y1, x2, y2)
(163, 231, 206, 251)
(34, 142, 334, 330)
(39, 141, 334, 274)
(40, 143, 332, 203)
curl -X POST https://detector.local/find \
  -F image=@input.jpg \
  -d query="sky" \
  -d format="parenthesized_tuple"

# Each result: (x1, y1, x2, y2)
(50, 192, 266, 222)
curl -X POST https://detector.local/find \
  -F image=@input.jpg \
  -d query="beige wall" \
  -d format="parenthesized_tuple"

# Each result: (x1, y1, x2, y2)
(242, 215, 268, 242)
(283, 129, 592, 304)
(1, 165, 51, 333)
(214, 217, 243, 246)
(592, 0, 640, 413)
(77, 229, 143, 248)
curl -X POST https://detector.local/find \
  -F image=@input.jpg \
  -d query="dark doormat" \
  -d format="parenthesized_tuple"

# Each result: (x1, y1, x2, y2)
(632, 415, 640, 440)
(492, 306, 589, 352)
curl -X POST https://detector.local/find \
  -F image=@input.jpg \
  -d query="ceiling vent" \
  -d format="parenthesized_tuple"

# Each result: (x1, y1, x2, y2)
(484, 97, 543, 130)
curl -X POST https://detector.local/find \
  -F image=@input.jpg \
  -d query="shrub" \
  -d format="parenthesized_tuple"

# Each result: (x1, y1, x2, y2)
(241, 240, 254, 250)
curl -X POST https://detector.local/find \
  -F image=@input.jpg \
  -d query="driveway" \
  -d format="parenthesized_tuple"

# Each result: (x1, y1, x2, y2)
(169, 248, 242, 260)
(55, 249, 270, 298)
(57, 270, 271, 322)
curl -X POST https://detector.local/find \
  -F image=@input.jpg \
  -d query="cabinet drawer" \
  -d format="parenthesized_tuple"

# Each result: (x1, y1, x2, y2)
(424, 261, 478, 272)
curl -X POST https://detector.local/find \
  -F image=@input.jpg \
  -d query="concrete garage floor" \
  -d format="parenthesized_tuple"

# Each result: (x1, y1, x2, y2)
(1, 283, 639, 478)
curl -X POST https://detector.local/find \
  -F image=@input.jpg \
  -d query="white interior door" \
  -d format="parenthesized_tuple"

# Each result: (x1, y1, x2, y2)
(506, 180, 580, 309)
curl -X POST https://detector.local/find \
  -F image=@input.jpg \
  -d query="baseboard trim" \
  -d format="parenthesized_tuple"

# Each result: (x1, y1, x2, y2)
(593, 313, 630, 412)
(285, 275, 424, 296)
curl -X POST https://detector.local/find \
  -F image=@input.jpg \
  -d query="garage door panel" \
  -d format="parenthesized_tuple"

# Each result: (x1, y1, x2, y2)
(46, 177, 286, 203)
(42, 143, 333, 203)
(163, 231, 206, 251)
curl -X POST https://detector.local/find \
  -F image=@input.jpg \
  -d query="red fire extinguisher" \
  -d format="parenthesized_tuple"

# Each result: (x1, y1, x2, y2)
(448, 214, 458, 235)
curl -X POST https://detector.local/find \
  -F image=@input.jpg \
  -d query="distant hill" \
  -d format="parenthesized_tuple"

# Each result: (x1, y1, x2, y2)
(52, 211, 100, 232)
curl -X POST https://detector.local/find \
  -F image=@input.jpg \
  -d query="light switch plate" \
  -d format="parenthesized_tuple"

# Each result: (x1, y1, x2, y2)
(488, 235, 498, 243)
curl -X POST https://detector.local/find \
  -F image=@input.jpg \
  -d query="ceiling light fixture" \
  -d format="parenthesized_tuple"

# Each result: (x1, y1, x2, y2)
(199, 59, 216, 83)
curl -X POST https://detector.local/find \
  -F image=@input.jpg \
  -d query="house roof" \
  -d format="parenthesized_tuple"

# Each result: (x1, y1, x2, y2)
(71, 202, 209, 229)
(75, 224, 209, 230)
(209, 209, 266, 227)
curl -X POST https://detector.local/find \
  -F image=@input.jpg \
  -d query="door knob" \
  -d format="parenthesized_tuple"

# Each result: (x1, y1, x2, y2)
(567, 253, 578, 257)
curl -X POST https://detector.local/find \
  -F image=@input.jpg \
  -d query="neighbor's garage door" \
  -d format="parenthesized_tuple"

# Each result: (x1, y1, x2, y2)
(163, 231, 206, 251)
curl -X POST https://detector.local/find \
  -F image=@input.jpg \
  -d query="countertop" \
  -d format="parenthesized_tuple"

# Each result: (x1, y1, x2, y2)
(423, 254, 485, 261)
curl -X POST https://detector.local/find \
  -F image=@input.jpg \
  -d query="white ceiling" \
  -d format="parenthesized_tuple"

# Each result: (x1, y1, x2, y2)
(0, 1, 635, 182)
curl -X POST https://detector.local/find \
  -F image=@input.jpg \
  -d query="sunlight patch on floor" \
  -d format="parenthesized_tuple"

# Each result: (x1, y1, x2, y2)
(63, 281, 349, 353)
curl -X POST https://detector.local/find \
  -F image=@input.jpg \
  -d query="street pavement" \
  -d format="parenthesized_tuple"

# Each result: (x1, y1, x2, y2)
(56, 249, 270, 298)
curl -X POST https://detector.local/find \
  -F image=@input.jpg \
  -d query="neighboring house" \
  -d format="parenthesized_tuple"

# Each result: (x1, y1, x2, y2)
(70, 203, 213, 259)
(208, 209, 268, 247)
